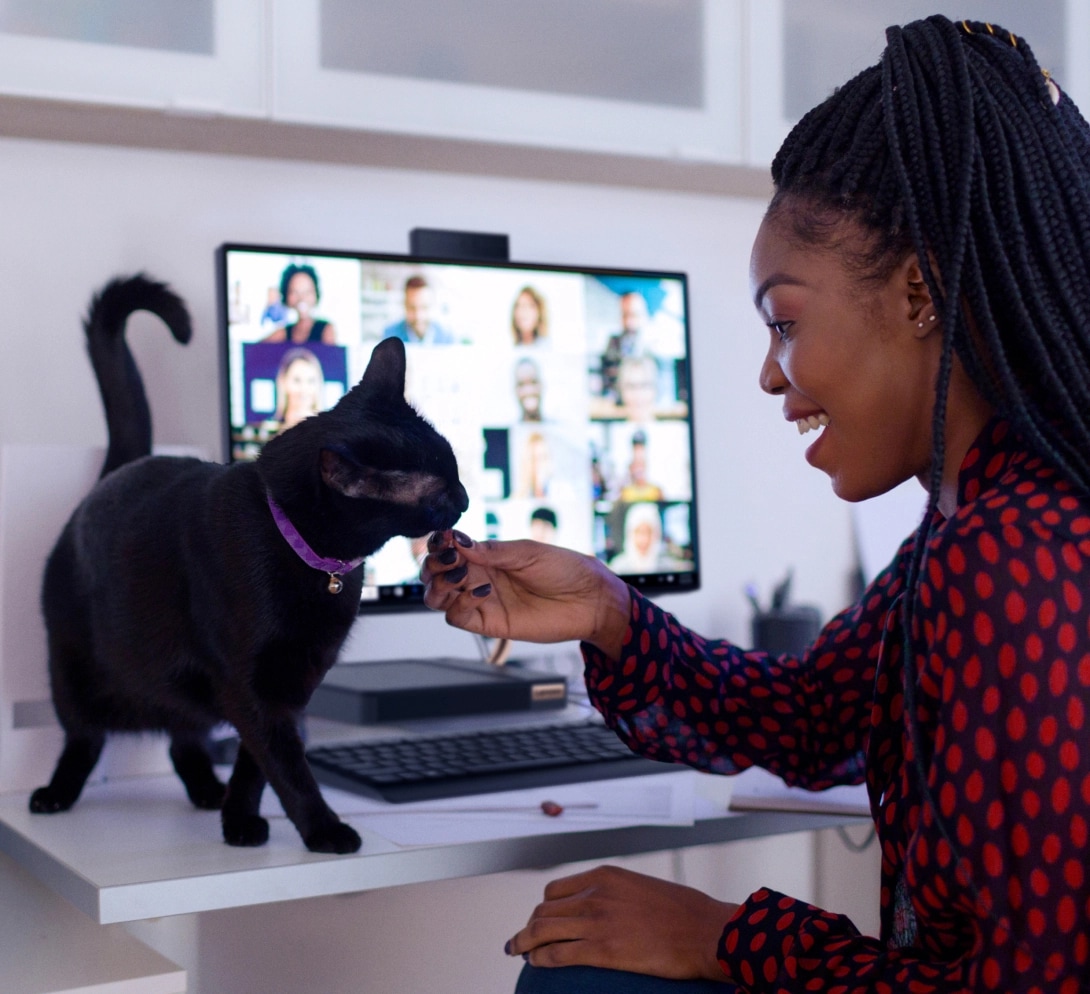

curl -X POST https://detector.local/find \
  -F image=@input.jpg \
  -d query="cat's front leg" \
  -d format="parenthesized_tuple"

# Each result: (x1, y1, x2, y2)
(228, 714, 361, 854)
(265, 718, 362, 854)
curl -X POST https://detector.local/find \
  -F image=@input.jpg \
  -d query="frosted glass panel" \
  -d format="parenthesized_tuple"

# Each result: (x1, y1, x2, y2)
(0, 0, 214, 54)
(320, 0, 704, 108)
(782, 1, 1066, 121)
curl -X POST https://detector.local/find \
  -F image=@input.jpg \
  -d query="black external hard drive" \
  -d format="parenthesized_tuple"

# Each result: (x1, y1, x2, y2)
(307, 657, 568, 724)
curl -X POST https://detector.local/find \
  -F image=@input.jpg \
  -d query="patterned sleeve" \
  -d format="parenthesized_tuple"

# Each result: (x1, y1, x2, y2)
(581, 544, 909, 788)
(716, 510, 1090, 991)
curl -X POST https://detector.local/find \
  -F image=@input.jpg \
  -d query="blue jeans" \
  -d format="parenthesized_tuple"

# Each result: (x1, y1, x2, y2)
(514, 964, 739, 992)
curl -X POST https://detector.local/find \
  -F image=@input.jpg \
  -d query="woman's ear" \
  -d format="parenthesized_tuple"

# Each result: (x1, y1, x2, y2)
(902, 255, 939, 337)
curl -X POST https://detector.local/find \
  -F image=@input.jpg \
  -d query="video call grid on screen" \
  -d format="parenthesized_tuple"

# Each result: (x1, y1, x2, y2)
(218, 243, 700, 609)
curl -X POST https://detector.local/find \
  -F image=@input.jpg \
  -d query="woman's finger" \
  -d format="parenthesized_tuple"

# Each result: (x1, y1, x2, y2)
(506, 896, 597, 957)
(524, 939, 598, 970)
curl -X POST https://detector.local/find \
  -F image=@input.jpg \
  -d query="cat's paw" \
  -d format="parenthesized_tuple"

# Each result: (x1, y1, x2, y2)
(304, 821, 362, 854)
(29, 786, 75, 814)
(222, 813, 270, 847)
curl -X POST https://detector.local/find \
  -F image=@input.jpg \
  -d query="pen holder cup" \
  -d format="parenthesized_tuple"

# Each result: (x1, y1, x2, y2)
(751, 606, 822, 656)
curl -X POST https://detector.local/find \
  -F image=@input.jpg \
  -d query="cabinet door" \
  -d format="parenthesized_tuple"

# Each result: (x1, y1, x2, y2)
(746, 0, 1089, 169)
(0, 0, 266, 116)
(272, 0, 744, 163)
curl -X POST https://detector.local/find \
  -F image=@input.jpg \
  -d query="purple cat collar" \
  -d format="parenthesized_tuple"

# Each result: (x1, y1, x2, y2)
(267, 495, 365, 594)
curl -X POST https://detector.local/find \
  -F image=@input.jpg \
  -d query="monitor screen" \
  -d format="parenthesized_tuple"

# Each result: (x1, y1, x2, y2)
(217, 242, 700, 610)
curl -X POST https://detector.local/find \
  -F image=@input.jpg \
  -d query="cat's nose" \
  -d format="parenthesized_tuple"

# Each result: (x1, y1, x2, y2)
(454, 483, 469, 513)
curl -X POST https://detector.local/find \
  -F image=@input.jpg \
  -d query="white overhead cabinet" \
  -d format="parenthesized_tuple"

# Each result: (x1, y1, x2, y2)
(0, 1, 1082, 169)
(746, 0, 1090, 168)
(269, 0, 745, 163)
(0, 0, 266, 115)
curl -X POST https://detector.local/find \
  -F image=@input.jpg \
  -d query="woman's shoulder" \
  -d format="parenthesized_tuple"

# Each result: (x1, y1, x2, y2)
(942, 445, 1090, 551)
(921, 448, 1090, 632)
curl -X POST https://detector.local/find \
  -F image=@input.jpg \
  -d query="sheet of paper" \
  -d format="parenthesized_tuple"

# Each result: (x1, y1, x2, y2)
(727, 766, 870, 818)
(281, 770, 695, 846)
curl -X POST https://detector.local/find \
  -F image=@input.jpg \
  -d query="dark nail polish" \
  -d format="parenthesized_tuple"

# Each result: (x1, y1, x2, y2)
(444, 565, 469, 583)
(504, 939, 512, 956)
(438, 548, 458, 565)
(453, 530, 473, 548)
(471, 584, 492, 598)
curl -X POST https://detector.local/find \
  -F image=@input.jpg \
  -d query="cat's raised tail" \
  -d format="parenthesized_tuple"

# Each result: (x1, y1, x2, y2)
(84, 273, 193, 478)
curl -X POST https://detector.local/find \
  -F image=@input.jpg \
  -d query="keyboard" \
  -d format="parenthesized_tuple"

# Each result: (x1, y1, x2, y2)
(306, 719, 677, 803)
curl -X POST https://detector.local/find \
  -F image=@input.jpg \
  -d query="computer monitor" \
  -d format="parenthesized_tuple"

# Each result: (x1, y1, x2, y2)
(216, 242, 700, 611)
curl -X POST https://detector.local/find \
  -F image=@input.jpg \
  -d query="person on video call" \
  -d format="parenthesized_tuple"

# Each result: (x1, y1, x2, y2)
(270, 347, 325, 432)
(619, 430, 663, 503)
(512, 285, 549, 345)
(383, 274, 454, 344)
(514, 431, 554, 500)
(607, 502, 683, 575)
(424, 16, 1090, 992)
(528, 506, 558, 544)
(616, 354, 661, 424)
(514, 356, 545, 422)
(260, 263, 337, 345)
(599, 290, 649, 400)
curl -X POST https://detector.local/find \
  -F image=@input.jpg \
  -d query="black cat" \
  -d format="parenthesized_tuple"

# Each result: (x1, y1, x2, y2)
(31, 274, 467, 853)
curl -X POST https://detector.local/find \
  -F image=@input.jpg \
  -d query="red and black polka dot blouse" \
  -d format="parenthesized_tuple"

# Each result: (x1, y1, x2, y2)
(582, 419, 1090, 993)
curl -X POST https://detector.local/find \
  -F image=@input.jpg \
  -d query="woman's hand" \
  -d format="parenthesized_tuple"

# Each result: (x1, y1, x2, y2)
(422, 531, 631, 658)
(505, 865, 738, 981)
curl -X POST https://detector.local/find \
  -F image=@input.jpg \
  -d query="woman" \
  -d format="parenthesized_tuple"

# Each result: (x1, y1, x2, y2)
(424, 16, 1090, 993)
(512, 285, 548, 345)
(608, 502, 678, 574)
(515, 430, 554, 499)
(272, 347, 324, 431)
(261, 263, 337, 345)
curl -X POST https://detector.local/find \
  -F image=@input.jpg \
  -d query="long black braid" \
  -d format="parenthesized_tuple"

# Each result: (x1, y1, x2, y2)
(768, 13, 1090, 983)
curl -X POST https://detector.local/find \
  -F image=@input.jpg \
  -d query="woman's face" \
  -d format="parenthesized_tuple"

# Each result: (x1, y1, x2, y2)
(749, 210, 939, 503)
(282, 359, 321, 419)
(285, 272, 318, 315)
(513, 291, 540, 341)
(631, 521, 656, 556)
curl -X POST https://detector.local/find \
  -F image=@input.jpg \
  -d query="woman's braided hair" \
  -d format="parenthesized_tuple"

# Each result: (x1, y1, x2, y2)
(769, 14, 1090, 948)
(771, 14, 1090, 493)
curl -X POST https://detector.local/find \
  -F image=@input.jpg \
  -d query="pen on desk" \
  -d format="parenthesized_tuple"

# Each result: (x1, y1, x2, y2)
(363, 800, 598, 817)
(744, 583, 761, 614)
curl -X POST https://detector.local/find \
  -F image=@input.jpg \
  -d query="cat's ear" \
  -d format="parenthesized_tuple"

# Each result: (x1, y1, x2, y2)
(320, 448, 372, 498)
(359, 337, 407, 397)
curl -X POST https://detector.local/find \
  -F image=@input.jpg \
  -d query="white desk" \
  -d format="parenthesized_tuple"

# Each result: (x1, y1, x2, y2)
(0, 733, 869, 993)
(0, 769, 866, 926)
